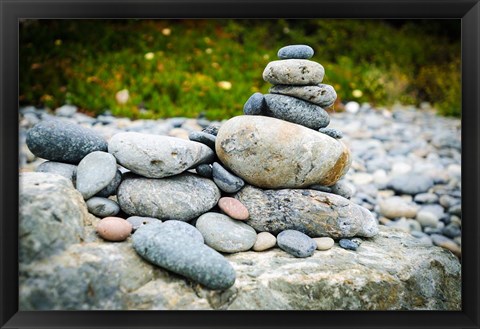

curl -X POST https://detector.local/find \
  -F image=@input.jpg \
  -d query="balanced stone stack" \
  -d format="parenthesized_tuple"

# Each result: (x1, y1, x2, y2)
(23, 44, 378, 292)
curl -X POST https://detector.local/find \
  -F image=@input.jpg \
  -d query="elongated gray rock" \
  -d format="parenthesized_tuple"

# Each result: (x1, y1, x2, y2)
(263, 59, 324, 85)
(117, 172, 220, 221)
(19, 172, 87, 264)
(132, 222, 236, 290)
(76, 151, 117, 199)
(263, 94, 330, 129)
(196, 213, 257, 253)
(26, 119, 107, 164)
(235, 185, 378, 239)
(108, 132, 215, 178)
(269, 84, 337, 108)
(277, 45, 314, 59)
(216, 116, 351, 189)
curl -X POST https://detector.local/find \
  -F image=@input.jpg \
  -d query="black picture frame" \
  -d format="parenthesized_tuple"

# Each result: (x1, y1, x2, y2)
(1, 1, 479, 328)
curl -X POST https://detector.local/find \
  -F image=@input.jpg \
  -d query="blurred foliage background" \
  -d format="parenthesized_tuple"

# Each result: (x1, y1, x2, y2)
(20, 19, 461, 120)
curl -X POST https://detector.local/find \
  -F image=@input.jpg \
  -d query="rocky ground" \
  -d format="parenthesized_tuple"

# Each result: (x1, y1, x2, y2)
(18, 102, 462, 310)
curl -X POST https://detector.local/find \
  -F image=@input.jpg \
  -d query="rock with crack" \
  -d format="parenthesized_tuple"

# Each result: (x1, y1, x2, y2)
(235, 185, 378, 238)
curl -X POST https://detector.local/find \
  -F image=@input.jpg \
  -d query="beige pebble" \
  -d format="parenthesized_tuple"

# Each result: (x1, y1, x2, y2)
(313, 237, 335, 251)
(96, 216, 133, 242)
(218, 197, 249, 220)
(253, 232, 276, 251)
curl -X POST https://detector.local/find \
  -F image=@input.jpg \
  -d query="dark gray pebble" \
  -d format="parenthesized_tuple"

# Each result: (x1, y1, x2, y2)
(387, 173, 434, 195)
(86, 197, 120, 217)
(96, 169, 122, 197)
(195, 164, 213, 178)
(132, 222, 236, 290)
(212, 162, 245, 193)
(243, 93, 267, 115)
(277, 230, 316, 258)
(26, 119, 107, 164)
(339, 239, 358, 251)
(442, 223, 461, 239)
(188, 131, 216, 150)
(277, 45, 314, 59)
(319, 127, 344, 139)
(202, 124, 221, 136)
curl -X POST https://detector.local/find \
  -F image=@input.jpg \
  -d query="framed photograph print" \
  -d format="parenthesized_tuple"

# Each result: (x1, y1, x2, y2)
(1, 0, 479, 328)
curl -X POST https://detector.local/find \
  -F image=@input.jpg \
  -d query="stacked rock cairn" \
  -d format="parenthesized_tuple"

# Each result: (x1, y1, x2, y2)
(24, 44, 378, 291)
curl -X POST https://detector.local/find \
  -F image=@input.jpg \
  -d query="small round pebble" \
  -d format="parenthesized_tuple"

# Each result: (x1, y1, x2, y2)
(96, 217, 133, 242)
(339, 239, 358, 251)
(277, 45, 314, 59)
(313, 237, 335, 251)
(277, 230, 316, 258)
(218, 197, 249, 220)
(243, 93, 267, 115)
(127, 216, 160, 231)
(253, 232, 277, 251)
(212, 162, 245, 193)
(86, 197, 120, 217)
(319, 127, 344, 139)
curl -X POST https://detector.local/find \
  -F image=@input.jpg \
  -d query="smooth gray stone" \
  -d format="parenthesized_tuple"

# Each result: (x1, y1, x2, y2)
(195, 164, 213, 178)
(243, 93, 267, 115)
(212, 162, 245, 193)
(127, 216, 160, 231)
(108, 132, 215, 178)
(319, 127, 343, 139)
(269, 84, 337, 108)
(117, 172, 220, 221)
(95, 169, 122, 197)
(188, 131, 216, 149)
(36, 161, 77, 183)
(86, 197, 120, 217)
(76, 151, 117, 200)
(26, 119, 107, 164)
(330, 180, 355, 199)
(387, 173, 435, 195)
(235, 185, 378, 239)
(132, 222, 236, 290)
(196, 212, 256, 253)
(216, 116, 350, 189)
(277, 230, 316, 258)
(162, 220, 204, 244)
(277, 45, 314, 59)
(19, 173, 86, 264)
(264, 94, 330, 130)
(263, 59, 324, 85)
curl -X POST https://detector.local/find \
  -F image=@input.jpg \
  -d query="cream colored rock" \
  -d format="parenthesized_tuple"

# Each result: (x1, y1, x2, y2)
(262, 59, 324, 85)
(314, 237, 335, 251)
(216, 116, 351, 189)
(253, 232, 277, 251)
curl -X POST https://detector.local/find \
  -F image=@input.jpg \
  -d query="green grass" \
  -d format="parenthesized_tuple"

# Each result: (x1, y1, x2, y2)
(20, 19, 461, 120)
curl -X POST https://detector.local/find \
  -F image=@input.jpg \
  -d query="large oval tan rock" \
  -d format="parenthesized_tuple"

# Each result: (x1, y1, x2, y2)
(262, 59, 324, 85)
(216, 116, 351, 188)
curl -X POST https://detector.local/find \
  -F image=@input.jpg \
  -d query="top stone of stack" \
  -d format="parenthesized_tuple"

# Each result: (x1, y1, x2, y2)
(277, 45, 314, 59)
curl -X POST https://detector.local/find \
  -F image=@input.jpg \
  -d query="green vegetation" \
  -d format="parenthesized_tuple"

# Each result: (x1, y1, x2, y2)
(20, 19, 461, 120)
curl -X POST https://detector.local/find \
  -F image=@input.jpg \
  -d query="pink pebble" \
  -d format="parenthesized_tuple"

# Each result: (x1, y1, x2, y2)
(218, 197, 249, 220)
(96, 217, 133, 242)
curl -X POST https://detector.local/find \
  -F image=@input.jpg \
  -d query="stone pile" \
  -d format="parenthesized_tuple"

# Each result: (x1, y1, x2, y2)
(23, 45, 381, 291)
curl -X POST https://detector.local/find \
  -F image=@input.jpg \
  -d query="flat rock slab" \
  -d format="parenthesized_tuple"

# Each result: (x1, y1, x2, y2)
(117, 172, 220, 221)
(269, 84, 337, 108)
(108, 132, 214, 178)
(26, 119, 107, 164)
(263, 59, 324, 85)
(216, 116, 351, 189)
(235, 185, 378, 239)
(20, 227, 461, 310)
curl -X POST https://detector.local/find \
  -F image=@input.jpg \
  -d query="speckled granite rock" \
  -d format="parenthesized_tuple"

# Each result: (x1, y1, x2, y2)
(216, 116, 351, 189)
(235, 185, 378, 238)
(117, 172, 220, 221)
